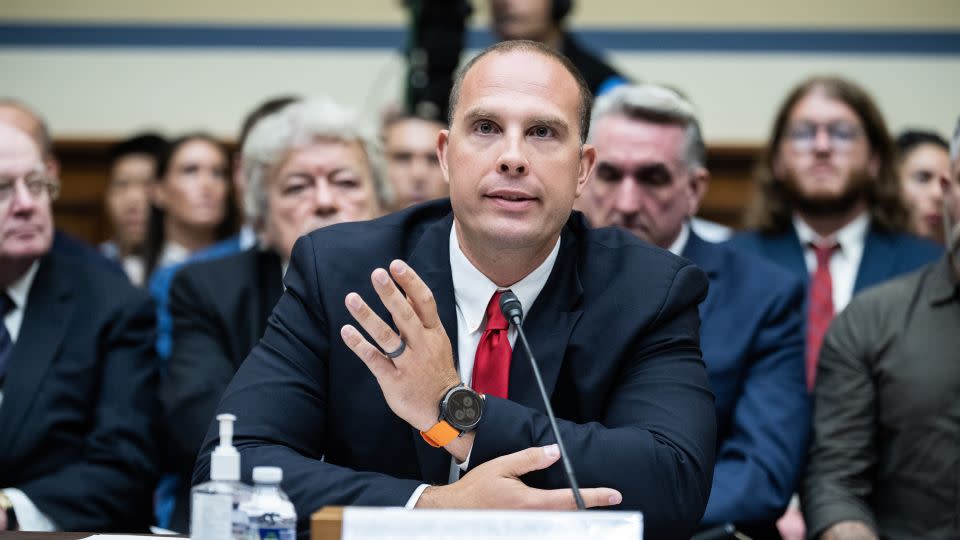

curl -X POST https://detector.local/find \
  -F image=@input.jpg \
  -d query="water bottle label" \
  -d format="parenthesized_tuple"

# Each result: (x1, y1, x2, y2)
(190, 493, 233, 540)
(255, 527, 295, 540)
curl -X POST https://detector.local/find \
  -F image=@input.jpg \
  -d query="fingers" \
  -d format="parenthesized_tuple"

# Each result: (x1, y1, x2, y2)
(493, 445, 563, 478)
(533, 487, 623, 510)
(369, 267, 423, 339)
(340, 324, 397, 380)
(344, 291, 405, 356)
(390, 260, 442, 329)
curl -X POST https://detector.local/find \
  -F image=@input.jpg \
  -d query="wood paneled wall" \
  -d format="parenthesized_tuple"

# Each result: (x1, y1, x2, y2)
(52, 139, 759, 245)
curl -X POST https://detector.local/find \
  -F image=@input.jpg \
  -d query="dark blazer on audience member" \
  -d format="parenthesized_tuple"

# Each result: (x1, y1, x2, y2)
(682, 232, 809, 536)
(160, 247, 283, 531)
(195, 200, 718, 540)
(726, 225, 942, 294)
(53, 229, 126, 278)
(0, 252, 159, 531)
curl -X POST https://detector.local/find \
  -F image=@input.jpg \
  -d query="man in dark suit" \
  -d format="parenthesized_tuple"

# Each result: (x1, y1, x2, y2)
(161, 97, 390, 532)
(581, 82, 809, 538)
(728, 76, 941, 539)
(195, 41, 716, 539)
(0, 123, 159, 531)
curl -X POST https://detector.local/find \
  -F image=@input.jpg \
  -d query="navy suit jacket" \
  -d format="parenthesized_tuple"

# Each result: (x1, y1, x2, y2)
(195, 200, 718, 540)
(682, 232, 809, 532)
(726, 225, 942, 296)
(0, 252, 159, 531)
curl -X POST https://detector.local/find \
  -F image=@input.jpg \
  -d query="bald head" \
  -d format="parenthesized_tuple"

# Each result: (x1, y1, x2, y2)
(0, 99, 58, 176)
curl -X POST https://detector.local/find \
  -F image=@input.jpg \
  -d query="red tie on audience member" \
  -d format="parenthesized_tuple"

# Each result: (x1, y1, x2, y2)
(472, 291, 512, 399)
(806, 242, 840, 390)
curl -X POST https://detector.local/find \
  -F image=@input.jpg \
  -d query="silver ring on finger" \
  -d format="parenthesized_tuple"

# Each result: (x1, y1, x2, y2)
(385, 338, 406, 359)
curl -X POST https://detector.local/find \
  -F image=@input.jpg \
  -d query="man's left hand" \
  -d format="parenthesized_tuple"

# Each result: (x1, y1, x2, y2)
(341, 259, 462, 433)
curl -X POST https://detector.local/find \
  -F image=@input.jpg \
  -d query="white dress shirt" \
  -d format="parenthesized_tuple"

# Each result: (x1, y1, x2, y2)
(405, 224, 561, 507)
(1, 260, 58, 531)
(793, 212, 870, 313)
(667, 221, 691, 257)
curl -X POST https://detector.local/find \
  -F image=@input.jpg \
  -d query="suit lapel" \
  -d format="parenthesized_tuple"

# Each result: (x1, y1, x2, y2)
(256, 248, 284, 338)
(681, 231, 720, 320)
(853, 228, 894, 294)
(0, 254, 73, 456)
(405, 213, 459, 485)
(766, 228, 809, 282)
(507, 222, 584, 412)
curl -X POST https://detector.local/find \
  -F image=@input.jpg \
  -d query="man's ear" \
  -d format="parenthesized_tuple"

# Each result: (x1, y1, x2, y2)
(437, 129, 451, 186)
(575, 144, 598, 198)
(688, 167, 709, 216)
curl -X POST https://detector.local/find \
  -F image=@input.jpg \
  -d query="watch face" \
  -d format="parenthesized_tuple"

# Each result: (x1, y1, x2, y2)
(445, 387, 483, 431)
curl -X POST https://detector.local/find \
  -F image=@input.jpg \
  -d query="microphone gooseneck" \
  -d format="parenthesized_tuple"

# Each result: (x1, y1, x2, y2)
(498, 290, 586, 511)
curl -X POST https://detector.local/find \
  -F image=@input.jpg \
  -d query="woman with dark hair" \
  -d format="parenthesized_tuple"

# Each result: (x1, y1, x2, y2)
(144, 133, 239, 278)
(895, 130, 951, 244)
(145, 134, 240, 361)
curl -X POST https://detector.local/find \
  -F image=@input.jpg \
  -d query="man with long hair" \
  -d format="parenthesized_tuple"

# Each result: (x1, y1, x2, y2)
(731, 76, 941, 390)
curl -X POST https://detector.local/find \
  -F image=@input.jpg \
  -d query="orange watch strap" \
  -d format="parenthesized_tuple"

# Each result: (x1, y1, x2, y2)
(420, 420, 460, 448)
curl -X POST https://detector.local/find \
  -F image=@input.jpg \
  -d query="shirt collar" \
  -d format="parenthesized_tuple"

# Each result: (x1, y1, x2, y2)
(449, 225, 561, 333)
(158, 241, 191, 268)
(793, 211, 870, 252)
(6, 260, 40, 311)
(667, 221, 690, 256)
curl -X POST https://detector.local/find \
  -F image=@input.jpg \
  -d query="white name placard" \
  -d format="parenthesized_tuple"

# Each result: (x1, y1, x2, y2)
(341, 507, 642, 540)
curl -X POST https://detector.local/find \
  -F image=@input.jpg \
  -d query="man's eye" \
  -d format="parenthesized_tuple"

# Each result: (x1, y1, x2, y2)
(531, 126, 553, 138)
(595, 165, 622, 183)
(476, 121, 496, 134)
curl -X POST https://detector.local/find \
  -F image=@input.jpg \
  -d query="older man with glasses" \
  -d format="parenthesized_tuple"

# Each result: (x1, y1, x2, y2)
(0, 123, 159, 532)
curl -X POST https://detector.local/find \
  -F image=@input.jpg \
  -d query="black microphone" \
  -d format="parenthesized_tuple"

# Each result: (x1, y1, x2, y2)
(499, 290, 586, 510)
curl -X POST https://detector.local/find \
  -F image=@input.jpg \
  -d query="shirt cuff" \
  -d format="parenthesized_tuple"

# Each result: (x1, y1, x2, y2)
(404, 484, 431, 509)
(2, 488, 58, 531)
(457, 448, 473, 471)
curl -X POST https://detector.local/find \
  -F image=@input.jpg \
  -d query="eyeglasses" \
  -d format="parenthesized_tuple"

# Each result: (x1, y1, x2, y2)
(784, 122, 864, 153)
(0, 174, 61, 205)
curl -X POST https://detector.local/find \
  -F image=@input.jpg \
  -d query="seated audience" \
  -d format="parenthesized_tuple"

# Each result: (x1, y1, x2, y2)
(230, 95, 301, 250)
(161, 97, 387, 531)
(895, 129, 951, 244)
(0, 123, 159, 532)
(583, 83, 808, 538)
(143, 133, 240, 359)
(101, 133, 168, 286)
(489, 0, 626, 95)
(195, 40, 716, 540)
(729, 75, 943, 539)
(0, 98, 124, 276)
(382, 110, 447, 210)
(801, 118, 960, 540)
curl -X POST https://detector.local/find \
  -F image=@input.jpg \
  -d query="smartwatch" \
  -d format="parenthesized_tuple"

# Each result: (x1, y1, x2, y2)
(420, 384, 484, 448)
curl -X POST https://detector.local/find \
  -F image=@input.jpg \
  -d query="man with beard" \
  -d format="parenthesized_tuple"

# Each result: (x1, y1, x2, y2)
(160, 97, 388, 532)
(730, 76, 940, 391)
(729, 76, 941, 540)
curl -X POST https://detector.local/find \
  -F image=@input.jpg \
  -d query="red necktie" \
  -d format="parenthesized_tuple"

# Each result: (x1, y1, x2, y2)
(806, 242, 839, 390)
(472, 291, 512, 399)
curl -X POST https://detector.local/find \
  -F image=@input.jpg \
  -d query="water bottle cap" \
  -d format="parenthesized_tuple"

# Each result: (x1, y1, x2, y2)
(252, 466, 283, 484)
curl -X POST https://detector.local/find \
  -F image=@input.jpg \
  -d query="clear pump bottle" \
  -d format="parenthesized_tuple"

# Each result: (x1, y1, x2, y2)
(190, 413, 252, 540)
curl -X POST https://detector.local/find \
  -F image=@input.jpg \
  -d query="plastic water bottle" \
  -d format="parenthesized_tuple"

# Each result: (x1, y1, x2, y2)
(190, 414, 252, 540)
(240, 466, 297, 540)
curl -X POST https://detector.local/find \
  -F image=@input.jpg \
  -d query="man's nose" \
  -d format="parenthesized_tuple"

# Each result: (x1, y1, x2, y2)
(496, 133, 529, 177)
(613, 178, 642, 214)
(314, 179, 338, 215)
(10, 180, 39, 213)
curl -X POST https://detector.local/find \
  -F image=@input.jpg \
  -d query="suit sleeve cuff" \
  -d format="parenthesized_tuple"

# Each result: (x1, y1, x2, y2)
(2, 488, 58, 531)
(404, 484, 431, 509)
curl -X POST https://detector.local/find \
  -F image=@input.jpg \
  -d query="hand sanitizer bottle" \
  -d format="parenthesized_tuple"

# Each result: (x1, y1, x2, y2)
(191, 414, 252, 540)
